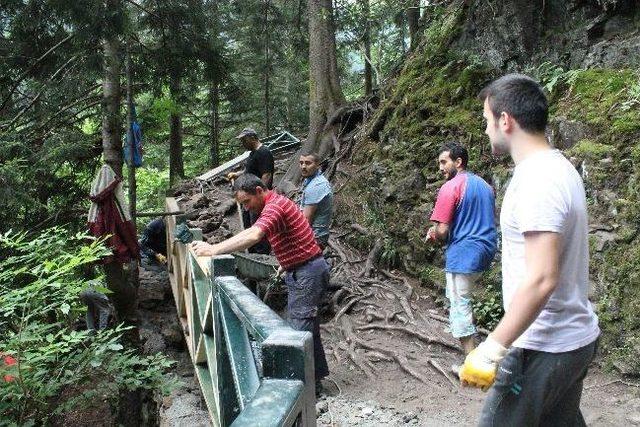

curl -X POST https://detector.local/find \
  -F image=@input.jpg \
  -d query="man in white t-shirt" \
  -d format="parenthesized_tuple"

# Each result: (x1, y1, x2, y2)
(459, 74, 600, 426)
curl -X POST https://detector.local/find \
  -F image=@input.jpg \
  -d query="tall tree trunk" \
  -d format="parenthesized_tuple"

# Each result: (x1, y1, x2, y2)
(125, 41, 136, 223)
(407, 1, 421, 51)
(395, 12, 406, 55)
(279, 0, 345, 189)
(362, 0, 372, 95)
(209, 81, 220, 167)
(102, 3, 122, 177)
(169, 73, 184, 185)
(264, 0, 271, 135)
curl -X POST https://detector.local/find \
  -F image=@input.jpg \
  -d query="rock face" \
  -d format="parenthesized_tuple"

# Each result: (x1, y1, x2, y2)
(454, 0, 639, 70)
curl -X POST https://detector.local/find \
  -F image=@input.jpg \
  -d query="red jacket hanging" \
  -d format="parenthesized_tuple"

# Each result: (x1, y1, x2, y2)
(87, 165, 140, 263)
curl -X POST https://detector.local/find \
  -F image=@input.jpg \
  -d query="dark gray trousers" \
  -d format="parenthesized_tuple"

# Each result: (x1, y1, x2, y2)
(79, 289, 111, 330)
(479, 338, 599, 427)
(284, 256, 330, 381)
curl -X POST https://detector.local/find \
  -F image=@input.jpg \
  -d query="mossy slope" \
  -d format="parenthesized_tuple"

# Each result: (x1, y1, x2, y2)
(336, 2, 640, 366)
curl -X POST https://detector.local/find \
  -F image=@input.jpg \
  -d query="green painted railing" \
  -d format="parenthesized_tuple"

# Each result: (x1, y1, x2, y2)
(165, 198, 316, 426)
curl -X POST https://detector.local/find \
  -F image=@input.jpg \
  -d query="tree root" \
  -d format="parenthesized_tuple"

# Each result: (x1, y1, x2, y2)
(333, 293, 373, 324)
(368, 282, 415, 322)
(362, 238, 384, 278)
(428, 358, 458, 387)
(356, 322, 461, 353)
(380, 268, 414, 299)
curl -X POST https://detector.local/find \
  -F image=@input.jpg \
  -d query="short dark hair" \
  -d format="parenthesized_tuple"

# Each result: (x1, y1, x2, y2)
(300, 151, 321, 163)
(232, 173, 266, 195)
(439, 141, 468, 168)
(478, 74, 548, 133)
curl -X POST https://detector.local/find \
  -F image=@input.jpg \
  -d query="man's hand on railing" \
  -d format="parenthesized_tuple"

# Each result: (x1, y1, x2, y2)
(192, 241, 219, 257)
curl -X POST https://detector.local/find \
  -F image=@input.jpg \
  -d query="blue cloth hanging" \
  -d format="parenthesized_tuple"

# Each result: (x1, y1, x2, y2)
(124, 105, 143, 167)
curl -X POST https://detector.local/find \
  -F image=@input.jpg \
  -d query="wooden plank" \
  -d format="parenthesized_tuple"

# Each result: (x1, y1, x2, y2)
(230, 379, 304, 427)
(202, 295, 213, 334)
(194, 363, 221, 426)
(195, 334, 207, 365)
(184, 287, 193, 355)
(262, 329, 316, 427)
(219, 297, 260, 409)
(197, 151, 250, 181)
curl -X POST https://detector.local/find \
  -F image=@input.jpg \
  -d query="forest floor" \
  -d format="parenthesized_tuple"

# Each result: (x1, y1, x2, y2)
(165, 171, 640, 426)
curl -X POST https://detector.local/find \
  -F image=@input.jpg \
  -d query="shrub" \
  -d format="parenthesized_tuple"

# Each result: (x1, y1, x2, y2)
(0, 228, 175, 423)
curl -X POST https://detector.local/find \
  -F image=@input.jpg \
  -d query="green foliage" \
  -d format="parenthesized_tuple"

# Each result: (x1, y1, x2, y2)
(568, 139, 611, 160)
(472, 266, 504, 330)
(532, 61, 583, 96)
(125, 167, 170, 218)
(379, 238, 400, 269)
(0, 228, 175, 423)
(418, 265, 445, 288)
(557, 69, 640, 135)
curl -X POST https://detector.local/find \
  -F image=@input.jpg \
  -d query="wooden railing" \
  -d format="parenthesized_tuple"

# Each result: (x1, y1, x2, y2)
(165, 198, 316, 426)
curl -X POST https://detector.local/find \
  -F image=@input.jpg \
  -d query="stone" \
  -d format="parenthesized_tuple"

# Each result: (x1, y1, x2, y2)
(361, 406, 374, 416)
(192, 193, 210, 209)
(162, 322, 185, 349)
(316, 400, 329, 415)
(626, 414, 640, 426)
(402, 412, 418, 423)
(217, 199, 237, 216)
(140, 329, 166, 354)
(590, 230, 617, 252)
(554, 118, 591, 150)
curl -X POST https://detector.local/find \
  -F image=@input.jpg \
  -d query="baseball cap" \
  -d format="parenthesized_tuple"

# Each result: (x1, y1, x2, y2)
(235, 127, 258, 139)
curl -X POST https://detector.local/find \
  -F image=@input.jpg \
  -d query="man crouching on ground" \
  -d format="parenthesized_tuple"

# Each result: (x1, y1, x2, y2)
(191, 173, 330, 393)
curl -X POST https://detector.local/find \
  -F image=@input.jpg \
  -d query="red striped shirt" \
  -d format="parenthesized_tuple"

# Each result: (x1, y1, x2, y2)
(254, 191, 321, 270)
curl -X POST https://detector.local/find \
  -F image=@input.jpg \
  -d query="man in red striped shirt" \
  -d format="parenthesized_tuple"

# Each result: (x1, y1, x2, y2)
(192, 174, 330, 388)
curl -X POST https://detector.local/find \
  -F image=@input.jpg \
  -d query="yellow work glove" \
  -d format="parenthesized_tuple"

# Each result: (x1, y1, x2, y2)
(226, 172, 238, 181)
(459, 336, 508, 391)
(155, 253, 167, 264)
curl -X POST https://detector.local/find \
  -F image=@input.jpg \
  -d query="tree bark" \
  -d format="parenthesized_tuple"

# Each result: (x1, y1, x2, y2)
(102, 6, 122, 177)
(279, 0, 345, 188)
(362, 0, 373, 95)
(264, 0, 271, 135)
(125, 41, 136, 223)
(407, 1, 421, 51)
(169, 73, 184, 185)
(209, 81, 220, 167)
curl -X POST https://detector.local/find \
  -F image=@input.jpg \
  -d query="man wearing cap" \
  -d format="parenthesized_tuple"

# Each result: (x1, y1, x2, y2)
(227, 128, 275, 254)
(227, 127, 274, 189)
(192, 174, 330, 393)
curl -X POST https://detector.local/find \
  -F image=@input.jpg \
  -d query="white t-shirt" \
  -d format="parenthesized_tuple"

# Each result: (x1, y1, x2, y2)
(501, 149, 600, 352)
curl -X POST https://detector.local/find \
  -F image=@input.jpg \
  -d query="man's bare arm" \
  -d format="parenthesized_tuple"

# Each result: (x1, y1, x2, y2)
(192, 226, 265, 256)
(427, 221, 450, 243)
(261, 172, 273, 188)
(491, 231, 561, 347)
(303, 204, 318, 224)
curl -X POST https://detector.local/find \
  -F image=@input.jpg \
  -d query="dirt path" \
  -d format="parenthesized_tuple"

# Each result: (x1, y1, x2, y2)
(315, 238, 640, 426)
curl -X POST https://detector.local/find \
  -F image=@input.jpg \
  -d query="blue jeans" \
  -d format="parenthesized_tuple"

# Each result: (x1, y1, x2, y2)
(284, 256, 330, 380)
(479, 338, 599, 427)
